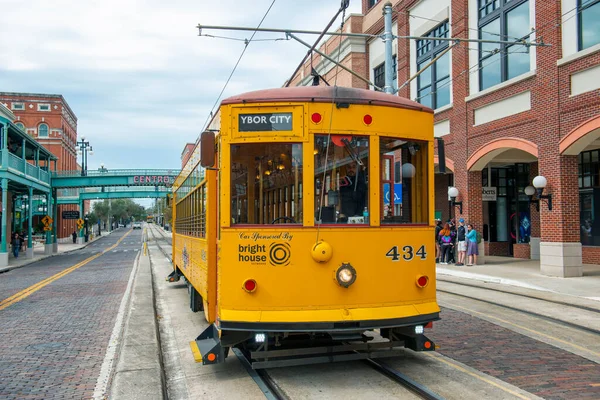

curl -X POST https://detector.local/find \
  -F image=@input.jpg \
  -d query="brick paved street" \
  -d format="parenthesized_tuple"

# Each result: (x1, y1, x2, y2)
(428, 307, 600, 400)
(0, 229, 142, 400)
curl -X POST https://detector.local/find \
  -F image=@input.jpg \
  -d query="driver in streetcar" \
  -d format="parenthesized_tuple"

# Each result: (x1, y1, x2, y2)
(339, 161, 367, 220)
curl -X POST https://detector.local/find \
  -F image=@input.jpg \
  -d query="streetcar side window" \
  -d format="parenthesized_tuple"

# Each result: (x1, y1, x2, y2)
(314, 134, 369, 225)
(230, 143, 303, 225)
(380, 137, 428, 224)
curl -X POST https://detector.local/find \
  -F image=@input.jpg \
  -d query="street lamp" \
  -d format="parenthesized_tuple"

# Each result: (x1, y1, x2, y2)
(77, 135, 93, 176)
(448, 186, 463, 214)
(525, 175, 553, 211)
(98, 162, 108, 173)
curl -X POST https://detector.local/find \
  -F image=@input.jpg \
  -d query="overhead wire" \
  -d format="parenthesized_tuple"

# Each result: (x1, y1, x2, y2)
(316, 3, 349, 242)
(198, 0, 277, 134)
(412, 2, 592, 103)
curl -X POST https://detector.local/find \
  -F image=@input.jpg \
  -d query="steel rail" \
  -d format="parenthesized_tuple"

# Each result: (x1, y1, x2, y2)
(364, 359, 445, 400)
(438, 278, 600, 314)
(232, 348, 289, 400)
(438, 289, 600, 336)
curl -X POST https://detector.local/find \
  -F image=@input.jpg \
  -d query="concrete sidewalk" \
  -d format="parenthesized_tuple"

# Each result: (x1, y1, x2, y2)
(437, 256, 600, 301)
(0, 229, 118, 274)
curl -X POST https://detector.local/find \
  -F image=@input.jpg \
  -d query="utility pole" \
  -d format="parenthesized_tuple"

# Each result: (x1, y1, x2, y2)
(383, 2, 394, 94)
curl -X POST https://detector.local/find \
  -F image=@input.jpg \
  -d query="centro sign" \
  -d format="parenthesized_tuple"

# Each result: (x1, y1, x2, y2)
(239, 113, 293, 132)
(132, 175, 174, 184)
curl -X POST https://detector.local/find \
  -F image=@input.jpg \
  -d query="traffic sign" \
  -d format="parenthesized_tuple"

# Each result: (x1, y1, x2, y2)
(62, 210, 80, 220)
(77, 218, 84, 225)
(43, 226, 52, 231)
(42, 215, 51, 226)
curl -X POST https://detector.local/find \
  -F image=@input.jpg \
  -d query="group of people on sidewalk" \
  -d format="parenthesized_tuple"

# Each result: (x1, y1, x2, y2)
(435, 218, 480, 266)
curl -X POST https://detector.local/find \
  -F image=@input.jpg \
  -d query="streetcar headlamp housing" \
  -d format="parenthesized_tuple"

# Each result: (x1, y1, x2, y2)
(415, 325, 424, 334)
(336, 263, 356, 288)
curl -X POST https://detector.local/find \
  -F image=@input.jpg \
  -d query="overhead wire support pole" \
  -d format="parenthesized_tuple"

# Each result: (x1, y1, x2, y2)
(383, 2, 394, 94)
(286, 32, 381, 91)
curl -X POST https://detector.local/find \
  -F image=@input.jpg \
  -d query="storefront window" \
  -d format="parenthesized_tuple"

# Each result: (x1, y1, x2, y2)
(380, 137, 428, 224)
(314, 135, 369, 224)
(231, 143, 303, 225)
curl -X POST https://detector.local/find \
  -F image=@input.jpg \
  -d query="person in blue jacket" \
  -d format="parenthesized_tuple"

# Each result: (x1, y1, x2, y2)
(466, 223, 479, 266)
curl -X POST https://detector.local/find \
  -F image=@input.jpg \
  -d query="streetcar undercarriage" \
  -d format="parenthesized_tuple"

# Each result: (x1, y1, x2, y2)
(192, 317, 437, 369)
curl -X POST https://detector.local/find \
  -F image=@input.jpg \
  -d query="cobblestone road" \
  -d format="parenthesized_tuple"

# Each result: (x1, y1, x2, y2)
(0, 230, 142, 400)
(428, 307, 600, 400)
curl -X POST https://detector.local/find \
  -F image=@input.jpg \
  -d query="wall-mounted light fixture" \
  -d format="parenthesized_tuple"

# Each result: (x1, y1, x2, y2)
(448, 186, 462, 214)
(524, 175, 552, 211)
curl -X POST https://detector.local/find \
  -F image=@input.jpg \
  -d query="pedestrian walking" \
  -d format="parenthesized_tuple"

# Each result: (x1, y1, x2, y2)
(438, 223, 454, 265)
(72, 231, 77, 244)
(456, 218, 467, 266)
(466, 223, 479, 266)
(11, 233, 21, 258)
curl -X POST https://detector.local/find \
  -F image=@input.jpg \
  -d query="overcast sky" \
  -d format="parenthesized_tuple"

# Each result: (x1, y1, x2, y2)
(0, 0, 361, 174)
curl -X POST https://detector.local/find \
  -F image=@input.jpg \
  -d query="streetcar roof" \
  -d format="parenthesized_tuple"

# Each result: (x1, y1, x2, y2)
(221, 86, 433, 113)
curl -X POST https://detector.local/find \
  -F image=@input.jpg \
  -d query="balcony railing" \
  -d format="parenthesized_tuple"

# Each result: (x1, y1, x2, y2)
(0, 152, 51, 185)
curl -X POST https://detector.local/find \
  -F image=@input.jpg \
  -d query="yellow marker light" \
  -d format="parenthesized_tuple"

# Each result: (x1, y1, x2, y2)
(311, 240, 333, 263)
(335, 263, 356, 288)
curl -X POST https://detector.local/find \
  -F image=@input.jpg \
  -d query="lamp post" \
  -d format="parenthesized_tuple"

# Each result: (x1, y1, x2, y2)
(448, 186, 463, 215)
(76, 135, 93, 176)
(98, 162, 108, 173)
(525, 175, 553, 211)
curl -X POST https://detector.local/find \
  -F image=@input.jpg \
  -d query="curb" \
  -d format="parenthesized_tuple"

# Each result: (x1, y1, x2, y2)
(436, 267, 549, 292)
(109, 236, 164, 399)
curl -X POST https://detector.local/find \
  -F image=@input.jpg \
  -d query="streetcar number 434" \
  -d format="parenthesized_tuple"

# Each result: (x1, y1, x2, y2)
(385, 245, 427, 261)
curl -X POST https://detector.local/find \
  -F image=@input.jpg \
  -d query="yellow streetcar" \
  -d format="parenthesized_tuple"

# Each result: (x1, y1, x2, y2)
(169, 86, 441, 368)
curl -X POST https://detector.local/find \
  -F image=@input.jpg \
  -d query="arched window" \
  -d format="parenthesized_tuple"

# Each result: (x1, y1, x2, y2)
(38, 123, 49, 137)
(15, 122, 25, 132)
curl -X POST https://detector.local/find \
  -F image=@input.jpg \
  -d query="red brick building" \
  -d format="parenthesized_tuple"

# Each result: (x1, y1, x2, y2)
(291, 0, 600, 277)
(181, 143, 195, 169)
(0, 92, 80, 238)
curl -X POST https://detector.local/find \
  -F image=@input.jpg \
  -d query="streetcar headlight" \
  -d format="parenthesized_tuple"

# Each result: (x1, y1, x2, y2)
(336, 263, 357, 288)
(415, 325, 424, 334)
(255, 333, 266, 343)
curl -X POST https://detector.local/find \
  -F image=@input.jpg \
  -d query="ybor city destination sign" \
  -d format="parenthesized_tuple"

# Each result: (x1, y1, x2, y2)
(128, 175, 176, 185)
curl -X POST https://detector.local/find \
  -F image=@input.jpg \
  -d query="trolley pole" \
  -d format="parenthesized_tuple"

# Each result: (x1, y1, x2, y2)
(383, 2, 394, 94)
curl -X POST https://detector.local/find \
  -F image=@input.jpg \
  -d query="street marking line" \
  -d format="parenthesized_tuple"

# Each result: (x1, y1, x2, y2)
(0, 231, 132, 311)
(442, 301, 600, 358)
(92, 250, 140, 400)
(422, 353, 532, 400)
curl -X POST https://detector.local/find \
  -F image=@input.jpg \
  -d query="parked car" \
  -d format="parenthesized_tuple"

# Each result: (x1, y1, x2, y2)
(133, 222, 142, 230)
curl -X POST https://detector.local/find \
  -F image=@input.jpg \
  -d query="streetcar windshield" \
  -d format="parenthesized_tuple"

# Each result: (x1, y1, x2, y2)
(314, 134, 369, 224)
(230, 143, 303, 225)
(380, 137, 428, 224)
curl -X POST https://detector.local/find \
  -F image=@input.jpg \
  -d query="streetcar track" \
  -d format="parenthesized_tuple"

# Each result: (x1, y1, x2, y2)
(233, 348, 290, 400)
(148, 227, 288, 400)
(438, 278, 600, 313)
(438, 288, 600, 336)
(364, 359, 445, 400)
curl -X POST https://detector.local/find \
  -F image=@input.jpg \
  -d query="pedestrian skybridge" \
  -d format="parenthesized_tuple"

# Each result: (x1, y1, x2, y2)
(52, 169, 179, 203)
(52, 169, 179, 188)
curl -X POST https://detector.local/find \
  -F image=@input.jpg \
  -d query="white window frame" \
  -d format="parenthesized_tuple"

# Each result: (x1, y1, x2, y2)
(38, 103, 51, 112)
(38, 123, 49, 137)
(11, 103, 25, 111)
